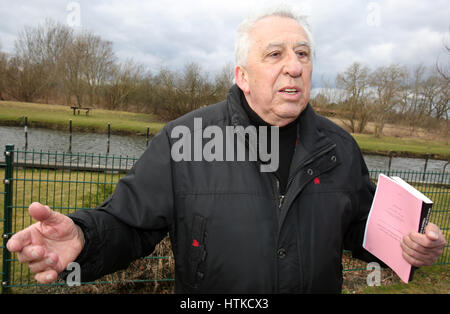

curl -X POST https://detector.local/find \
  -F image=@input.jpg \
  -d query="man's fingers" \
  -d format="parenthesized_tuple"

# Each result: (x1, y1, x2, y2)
(400, 239, 439, 266)
(402, 250, 426, 267)
(34, 269, 58, 284)
(6, 229, 32, 252)
(28, 254, 59, 274)
(407, 231, 445, 249)
(402, 234, 430, 255)
(17, 245, 46, 263)
(6, 203, 58, 253)
(29, 202, 64, 227)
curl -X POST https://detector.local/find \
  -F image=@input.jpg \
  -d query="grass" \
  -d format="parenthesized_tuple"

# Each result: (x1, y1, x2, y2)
(0, 101, 165, 136)
(342, 265, 450, 294)
(353, 133, 450, 160)
(1, 100, 449, 158)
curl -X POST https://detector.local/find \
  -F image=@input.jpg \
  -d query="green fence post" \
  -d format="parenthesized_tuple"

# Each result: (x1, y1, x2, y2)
(2, 145, 14, 294)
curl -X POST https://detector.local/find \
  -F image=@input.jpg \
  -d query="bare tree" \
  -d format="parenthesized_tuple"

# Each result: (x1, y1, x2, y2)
(421, 73, 446, 119)
(0, 42, 7, 100)
(150, 62, 226, 120)
(59, 34, 88, 107)
(336, 62, 372, 133)
(310, 75, 346, 110)
(436, 27, 450, 83)
(127, 71, 160, 114)
(59, 31, 115, 108)
(437, 83, 449, 122)
(176, 62, 212, 112)
(13, 19, 73, 103)
(369, 64, 408, 137)
(399, 65, 426, 134)
(152, 67, 180, 120)
(4, 54, 49, 102)
(214, 62, 234, 100)
(103, 59, 143, 110)
(81, 32, 115, 107)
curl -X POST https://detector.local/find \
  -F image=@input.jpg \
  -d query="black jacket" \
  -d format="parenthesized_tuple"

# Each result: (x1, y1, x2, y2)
(68, 85, 378, 293)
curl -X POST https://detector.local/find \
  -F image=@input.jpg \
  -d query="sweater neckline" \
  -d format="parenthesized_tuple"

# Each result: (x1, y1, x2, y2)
(240, 93, 299, 133)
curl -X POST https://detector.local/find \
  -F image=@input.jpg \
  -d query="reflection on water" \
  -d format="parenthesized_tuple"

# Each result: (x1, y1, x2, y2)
(1, 126, 449, 174)
(363, 154, 449, 173)
(0, 126, 146, 158)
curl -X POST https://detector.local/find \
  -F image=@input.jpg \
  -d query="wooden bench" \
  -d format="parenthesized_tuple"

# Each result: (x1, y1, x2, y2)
(70, 106, 93, 116)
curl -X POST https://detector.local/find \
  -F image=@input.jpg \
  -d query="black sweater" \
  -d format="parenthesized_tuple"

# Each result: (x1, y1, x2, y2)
(240, 96, 298, 194)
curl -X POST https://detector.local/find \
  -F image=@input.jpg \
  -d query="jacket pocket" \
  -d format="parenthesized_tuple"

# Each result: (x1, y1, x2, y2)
(186, 214, 208, 288)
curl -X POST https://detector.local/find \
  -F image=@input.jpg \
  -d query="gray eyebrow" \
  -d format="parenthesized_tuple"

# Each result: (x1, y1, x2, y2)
(295, 41, 311, 50)
(264, 41, 311, 51)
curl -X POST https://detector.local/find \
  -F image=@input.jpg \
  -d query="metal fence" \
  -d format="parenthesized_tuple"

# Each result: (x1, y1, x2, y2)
(1, 145, 449, 293)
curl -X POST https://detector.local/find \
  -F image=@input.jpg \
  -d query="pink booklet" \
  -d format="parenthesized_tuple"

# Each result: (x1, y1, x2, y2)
(363, 173, 433, 283)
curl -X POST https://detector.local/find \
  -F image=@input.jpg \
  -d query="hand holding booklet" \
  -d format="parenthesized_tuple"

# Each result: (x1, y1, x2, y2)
(363, 173, 433, 283)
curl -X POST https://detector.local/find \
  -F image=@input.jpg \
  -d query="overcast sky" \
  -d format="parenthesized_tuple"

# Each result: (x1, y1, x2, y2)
(0, 0, 449, 88)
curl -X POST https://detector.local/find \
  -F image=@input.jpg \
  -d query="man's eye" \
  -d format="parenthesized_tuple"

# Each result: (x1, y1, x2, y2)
(269, 51, 281, 57)
(297, 51, 309, 58)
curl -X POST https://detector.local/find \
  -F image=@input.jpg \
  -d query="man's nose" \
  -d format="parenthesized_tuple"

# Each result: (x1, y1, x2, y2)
(283, 51, 303, 77)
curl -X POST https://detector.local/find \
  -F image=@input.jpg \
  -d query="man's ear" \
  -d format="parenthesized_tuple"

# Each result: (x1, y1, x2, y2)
(235, 65, 250, 94)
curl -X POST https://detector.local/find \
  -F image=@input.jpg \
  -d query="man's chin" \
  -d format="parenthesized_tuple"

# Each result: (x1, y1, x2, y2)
(275, 104, 307, 124)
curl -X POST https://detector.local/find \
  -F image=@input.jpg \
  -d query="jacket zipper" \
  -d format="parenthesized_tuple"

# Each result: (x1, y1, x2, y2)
(274, 176, 285, 209)
(272, 174, 282, 293)
(279, 194, 285, 208)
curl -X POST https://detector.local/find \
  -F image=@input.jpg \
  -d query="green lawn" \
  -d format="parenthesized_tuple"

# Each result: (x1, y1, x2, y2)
(0, 101, 165, 136)
(353, 133, 450, 159)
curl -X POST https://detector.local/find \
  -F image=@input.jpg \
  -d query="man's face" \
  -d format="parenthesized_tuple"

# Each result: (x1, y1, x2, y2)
(236, 16, 313, 126)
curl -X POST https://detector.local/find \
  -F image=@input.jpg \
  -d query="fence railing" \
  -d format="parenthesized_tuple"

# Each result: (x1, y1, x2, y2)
(1, 145, 449, 293)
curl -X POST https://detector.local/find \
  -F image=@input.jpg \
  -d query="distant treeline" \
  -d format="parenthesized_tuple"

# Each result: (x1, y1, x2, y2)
(0, 19, 448, 138)
(0, 19, 234, 121)
(311, 62, 448, 137)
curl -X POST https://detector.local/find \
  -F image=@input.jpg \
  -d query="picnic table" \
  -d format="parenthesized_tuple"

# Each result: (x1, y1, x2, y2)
(70, 106, 93, 116)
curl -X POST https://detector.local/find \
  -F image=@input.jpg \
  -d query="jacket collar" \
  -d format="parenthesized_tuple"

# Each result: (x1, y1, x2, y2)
(290, 101, 335, 168)
(226, 84, 335, 166)
(227, 84, 252, 127)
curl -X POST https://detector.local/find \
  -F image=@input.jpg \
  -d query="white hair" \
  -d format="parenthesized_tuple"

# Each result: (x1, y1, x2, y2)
(235, 4, 314, 67)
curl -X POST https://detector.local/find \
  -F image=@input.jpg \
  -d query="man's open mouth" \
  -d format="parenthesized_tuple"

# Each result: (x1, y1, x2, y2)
(280, 88, 299, 94)
(279, 87, 301, 95)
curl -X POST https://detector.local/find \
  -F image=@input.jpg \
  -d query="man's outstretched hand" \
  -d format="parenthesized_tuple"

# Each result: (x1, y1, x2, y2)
(6, 202, 84, 284)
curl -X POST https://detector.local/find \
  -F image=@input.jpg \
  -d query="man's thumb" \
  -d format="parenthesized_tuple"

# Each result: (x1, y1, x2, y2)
(425, 223, 439, 241)
(29, 202, 63, 226)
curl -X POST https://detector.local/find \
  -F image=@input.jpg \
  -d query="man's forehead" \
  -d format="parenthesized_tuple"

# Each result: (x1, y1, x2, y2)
(250, 16, 309, 45)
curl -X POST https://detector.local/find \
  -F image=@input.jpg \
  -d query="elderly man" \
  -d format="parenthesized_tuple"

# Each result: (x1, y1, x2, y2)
(6, 7, 446, 293)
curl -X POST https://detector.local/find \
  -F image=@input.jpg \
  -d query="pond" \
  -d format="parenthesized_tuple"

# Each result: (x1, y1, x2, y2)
(0, 126, 449, 174)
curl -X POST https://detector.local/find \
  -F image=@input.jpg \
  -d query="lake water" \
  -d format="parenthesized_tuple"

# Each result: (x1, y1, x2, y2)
(0, 125, 449, 174)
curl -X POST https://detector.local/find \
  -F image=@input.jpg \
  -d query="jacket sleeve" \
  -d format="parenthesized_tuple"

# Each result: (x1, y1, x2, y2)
(343, 143, 387, 267)
(64, 127, 174, 282)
